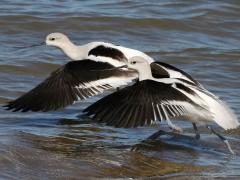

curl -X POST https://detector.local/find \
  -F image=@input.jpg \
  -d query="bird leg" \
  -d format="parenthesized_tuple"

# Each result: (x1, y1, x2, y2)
(131, 129, 177, 151)
(131, 130, 165, 151)
(131, 125, 199, 151)
(193, 123, 200, 139)
(166, 118, 183, 132)
(146, 129, 167, 140)
(147, 123, 200, 140)
(207, 125, 235, 155)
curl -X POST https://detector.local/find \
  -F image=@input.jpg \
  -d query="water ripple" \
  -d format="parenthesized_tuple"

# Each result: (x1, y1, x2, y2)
(0, 0, 240, 179)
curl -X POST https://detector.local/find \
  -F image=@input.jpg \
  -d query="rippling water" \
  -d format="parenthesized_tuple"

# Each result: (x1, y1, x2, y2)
(1, 0, 240, 179)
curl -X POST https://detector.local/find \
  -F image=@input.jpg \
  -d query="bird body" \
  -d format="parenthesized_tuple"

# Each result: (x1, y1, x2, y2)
(7, 32, 238, 131)
(5, 33, 238, 153)
(46, 33, 197, 85)
(84, 56, 239, 131)
(5, 32, 202, 112)
(46, 33, 154, 67)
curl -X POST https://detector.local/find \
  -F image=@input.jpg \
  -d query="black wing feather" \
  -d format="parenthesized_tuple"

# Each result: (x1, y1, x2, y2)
(88, 45, 127, 62)
(151, 62, 201, 86)
(83, 80, 205, 128)
(4, 60, 135, 112)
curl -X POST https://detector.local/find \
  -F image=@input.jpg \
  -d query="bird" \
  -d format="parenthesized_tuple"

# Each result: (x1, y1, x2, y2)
(83, 56, 239, 154)
(4, 32, 201, 113)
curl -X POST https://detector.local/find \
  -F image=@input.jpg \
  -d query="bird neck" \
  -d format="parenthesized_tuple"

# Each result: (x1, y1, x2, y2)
(61, 41, 83, 60)
(137, 65, 153, 81)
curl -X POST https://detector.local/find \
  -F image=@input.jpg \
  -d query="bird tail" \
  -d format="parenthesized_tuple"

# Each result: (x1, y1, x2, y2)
(212, 99, 239, 130)
(191, 87, 239, 130)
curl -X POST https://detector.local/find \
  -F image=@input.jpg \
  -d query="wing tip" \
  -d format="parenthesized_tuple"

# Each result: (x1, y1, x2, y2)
(3, 104, 21, 112)
(2, 102, 15, 111)
(3, 101, 34, 112)
(222, 121, 240, 130)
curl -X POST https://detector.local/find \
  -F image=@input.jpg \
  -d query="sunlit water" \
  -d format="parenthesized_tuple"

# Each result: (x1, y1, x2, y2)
(0, 0, 240, 179)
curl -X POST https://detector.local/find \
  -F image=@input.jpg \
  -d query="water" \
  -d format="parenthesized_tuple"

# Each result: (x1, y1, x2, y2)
(0, 0, 240, 179)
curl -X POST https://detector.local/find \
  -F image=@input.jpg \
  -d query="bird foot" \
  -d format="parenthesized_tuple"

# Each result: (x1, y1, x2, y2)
(195, 133, 200, 140)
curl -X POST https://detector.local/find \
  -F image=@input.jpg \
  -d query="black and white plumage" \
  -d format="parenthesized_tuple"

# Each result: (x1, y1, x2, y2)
(5, 32, 201, 112)
(44, 32, 199, 85)
(84, 56, 239, 131)
(84, 56, 239, 154)
(151, 61, 201, 87)
(5, 60, 136, 112)
(84, 80, 208, 128)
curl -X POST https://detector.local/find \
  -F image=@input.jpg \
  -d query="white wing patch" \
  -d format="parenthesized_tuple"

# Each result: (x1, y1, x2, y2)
(86, 42, 154, 64)
(114, 45, 154, 63)
(164, 100, 212, 119)
(88, 55, 126, 67)
(75, 75, 137, 102)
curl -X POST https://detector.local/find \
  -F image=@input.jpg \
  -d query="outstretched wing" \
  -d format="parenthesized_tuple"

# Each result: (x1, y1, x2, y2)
(4, 60, 137, 112)
(84, 80, 210, 128)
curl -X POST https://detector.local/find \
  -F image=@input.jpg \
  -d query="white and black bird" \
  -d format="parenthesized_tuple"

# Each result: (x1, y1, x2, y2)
(5, 32, 200, 112)
(84, 56, 239, 154)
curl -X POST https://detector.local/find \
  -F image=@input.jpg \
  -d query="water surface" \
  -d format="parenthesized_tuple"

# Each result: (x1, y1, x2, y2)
(0, 0, 240, 179)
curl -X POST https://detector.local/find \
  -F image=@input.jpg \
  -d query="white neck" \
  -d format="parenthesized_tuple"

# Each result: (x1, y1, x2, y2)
(60, 41, 84, 60)
(137, 65, 153, 81)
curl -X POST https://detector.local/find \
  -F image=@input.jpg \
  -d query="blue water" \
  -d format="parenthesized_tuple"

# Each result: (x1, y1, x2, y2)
(0, 1, 240, 179)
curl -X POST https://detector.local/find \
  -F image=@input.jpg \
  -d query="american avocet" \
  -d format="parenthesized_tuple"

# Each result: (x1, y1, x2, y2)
(84, 56, 239, 154)
(5, 32, 200, 112)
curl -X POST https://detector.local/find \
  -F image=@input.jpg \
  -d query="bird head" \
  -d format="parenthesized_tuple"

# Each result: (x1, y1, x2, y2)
(45, 32, 71, 49)
(127, 56, 150, 71)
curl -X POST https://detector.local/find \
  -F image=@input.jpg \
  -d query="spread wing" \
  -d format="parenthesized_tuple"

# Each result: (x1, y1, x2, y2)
(83, 80, 209, 128)
(4, 60, 137, 112)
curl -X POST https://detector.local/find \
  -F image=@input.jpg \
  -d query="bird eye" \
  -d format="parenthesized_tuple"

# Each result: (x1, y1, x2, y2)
(49, 37, 55, 41)
(131, 61, 136, 65)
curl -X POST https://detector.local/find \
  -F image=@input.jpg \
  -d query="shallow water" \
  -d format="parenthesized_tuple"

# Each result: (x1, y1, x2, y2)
(0, 0, 240, 179)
